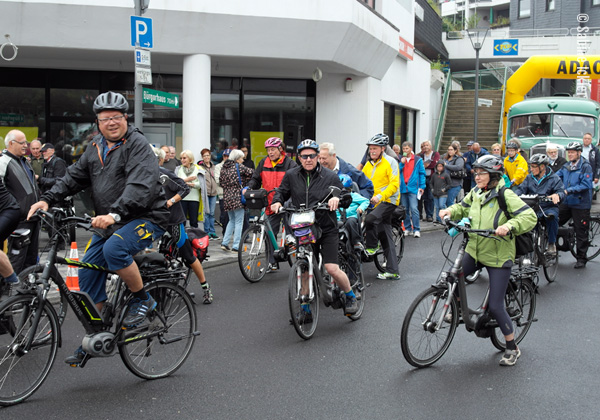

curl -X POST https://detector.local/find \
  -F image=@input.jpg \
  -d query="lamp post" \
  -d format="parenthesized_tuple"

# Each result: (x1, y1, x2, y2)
(466, 28, 489, 143)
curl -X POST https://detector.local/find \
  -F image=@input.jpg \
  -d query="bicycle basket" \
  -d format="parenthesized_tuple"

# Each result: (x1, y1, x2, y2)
(244, 188, 269, 209)
(291, 223, 321, 245)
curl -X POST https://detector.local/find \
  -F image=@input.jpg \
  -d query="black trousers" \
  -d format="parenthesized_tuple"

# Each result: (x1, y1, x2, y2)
(559, 204, 590, 262)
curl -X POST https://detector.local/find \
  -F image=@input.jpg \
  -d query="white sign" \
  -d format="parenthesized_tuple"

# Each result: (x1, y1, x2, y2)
(130, 16, 153, 48)
(135, 48, 151, 67)
(135, 67, 152, 85)
(478, 98, 493, 107)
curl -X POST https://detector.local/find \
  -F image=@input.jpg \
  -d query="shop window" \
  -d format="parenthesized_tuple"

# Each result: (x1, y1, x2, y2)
(0, 86, 46, 147)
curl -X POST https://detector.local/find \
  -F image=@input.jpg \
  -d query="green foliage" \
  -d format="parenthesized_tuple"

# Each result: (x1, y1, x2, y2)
(442, 17, 462, 32)
(465, 15, 481, 29)
(491, 16, 510, 28)
(427, 0, 440, 16)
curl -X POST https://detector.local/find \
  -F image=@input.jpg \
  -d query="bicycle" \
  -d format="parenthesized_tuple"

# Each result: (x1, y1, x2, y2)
(286, 188, 365, 340)
(400, 218, 537, 368)
(518, 194, 559, 283)
(0, 209, 199, 406)
(556, 212, 600, 261)
(238, 188, 294, 283)
(371, 205, 405, 274)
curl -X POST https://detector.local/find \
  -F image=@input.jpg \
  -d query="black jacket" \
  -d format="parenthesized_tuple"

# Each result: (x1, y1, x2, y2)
(42, 126, 169, 230)
(548, 156, 567, 174)
(0, 150, 40, 220)
(273, 163, 350, 233)
(39, 155, 67, 193)
(160, 166, 190, 225)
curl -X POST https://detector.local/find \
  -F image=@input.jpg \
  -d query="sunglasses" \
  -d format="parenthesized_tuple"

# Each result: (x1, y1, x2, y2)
(299, 153, 318, 160)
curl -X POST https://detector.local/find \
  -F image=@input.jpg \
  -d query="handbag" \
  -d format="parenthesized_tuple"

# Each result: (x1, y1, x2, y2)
(235, 163, 246, 205)
(497, 186, 534, 256)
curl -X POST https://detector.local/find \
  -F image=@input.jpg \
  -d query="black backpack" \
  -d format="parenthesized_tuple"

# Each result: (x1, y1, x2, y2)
(496, 186, 534, 257)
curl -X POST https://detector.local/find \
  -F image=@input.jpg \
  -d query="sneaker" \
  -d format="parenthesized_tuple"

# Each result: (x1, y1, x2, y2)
(210, 233, 221, 240)
(65, 345, 86, 366)
(267, 263, 279, 273)
(377, 272, 400, 280)
(295, 310, 313, 324)
(364, 247, 380, 256)
(574, 260, 587, 269)
(499, 347, 521, 366)
(547, 243, 557, 254)
(345, 296, 358, 315)
(202, 286, 213, 304)
(123, 295, 157, 328)
(414, 231, 421, 238)
(231, 248, 239, 253)
(221, 244, 231, 251)
(406, 231, 413, 236)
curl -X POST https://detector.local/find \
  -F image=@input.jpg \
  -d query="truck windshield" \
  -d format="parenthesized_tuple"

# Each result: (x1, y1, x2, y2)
(510, 113, 596, 139)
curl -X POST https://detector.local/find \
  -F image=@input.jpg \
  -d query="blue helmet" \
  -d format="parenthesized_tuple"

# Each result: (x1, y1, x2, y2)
(297, 139, 319, 153)
(339, 174, 353, 188)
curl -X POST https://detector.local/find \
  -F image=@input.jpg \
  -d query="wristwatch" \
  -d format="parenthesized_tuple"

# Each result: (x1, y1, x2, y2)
(108, 213, 121, 223)
(170, 198, 176, 204)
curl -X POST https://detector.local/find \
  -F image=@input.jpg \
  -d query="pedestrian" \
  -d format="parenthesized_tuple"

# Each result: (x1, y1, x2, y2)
(442, 143, 464, 208)
(399, 142, 426, 237)
(198, 148, 219, 239)
(430, 161, 451, 222)
(417, 140, 439, 222)
(176, 150, 208, 229)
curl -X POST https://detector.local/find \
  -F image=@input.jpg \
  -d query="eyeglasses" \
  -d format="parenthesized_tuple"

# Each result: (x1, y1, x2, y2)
(473, 171, 488, 177)
(299, 153, 318, 160)
(97, 115, 125, 124)
(12, 139, 28, 146)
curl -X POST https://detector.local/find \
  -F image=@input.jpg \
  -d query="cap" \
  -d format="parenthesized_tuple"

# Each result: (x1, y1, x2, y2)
(223, 148, 231, 156)
(41, 143, 55, 151)
(466, 140, 475, 146)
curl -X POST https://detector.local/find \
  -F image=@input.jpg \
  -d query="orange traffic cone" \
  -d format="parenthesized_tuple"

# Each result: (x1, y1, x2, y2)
(66, 242, 80, 291)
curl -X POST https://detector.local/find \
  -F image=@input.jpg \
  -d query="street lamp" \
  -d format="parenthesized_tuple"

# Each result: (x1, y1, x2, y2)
(466, 28, 489, 143)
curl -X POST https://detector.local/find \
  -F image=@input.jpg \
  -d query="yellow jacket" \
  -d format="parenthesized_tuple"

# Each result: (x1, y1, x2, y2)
(504, 153, 528, 186)
(362, 154, 400, 206)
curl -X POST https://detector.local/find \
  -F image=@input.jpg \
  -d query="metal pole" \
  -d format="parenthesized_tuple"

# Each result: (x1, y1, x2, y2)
(134, 1, 143, 131)
(474, 45, 480, 142)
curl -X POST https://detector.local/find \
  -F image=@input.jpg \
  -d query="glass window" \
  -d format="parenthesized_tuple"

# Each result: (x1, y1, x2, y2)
(0, 86, 46, 148)
(519, 0, 531, 18)
(552, 114, 595, 139)
(50, 88, 98, 118)
(546, 0, 555, 11)
(594, 0, 600, 6)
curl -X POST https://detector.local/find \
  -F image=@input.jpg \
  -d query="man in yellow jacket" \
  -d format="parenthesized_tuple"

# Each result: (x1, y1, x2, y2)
(504, 141, 528, 188)
(362, 133, 401, 280)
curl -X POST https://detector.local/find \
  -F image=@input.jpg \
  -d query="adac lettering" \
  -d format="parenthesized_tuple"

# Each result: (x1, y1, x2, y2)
(556, 60, 600, 75)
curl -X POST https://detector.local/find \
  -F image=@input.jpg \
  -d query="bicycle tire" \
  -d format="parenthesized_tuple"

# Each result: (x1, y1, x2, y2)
(401, 286, 458, 368)
(586, 218, 600, 261)
(238, 224, 269, 283)
(339, 252, 365, 321)
(288, 259, 319, 340)
(374, 227, 404, 273)
(490, 278, 536, 351)
(17, 265, 68, 327)
(540, 229, 558, 283)
(0, 295, 60, 406)
(119, 281, 197, 379)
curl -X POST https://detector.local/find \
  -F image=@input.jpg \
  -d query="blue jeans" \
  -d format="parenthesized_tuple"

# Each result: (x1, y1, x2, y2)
(203, 195, 217, 235)
(223, 208, 245, 251)
(79, 219, 165, 304)
(433, 196, 447, 222)
(446, 185, 461, 208)
(539, 207, 559, 244)
(401, 192, 420, 233)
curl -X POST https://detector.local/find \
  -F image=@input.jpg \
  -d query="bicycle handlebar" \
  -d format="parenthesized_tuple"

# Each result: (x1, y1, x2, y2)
(443, 217, 498, 237)
(37, 208, 93, 229)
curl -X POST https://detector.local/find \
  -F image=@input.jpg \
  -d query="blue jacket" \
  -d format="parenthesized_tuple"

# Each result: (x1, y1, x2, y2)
(338, 157, 374, 200)
(399, 154, 426, 194)
(514, 167, 565, 214)
(337, 191, 370, 220)
(465, 148, 488, 186)
(556, 158, 593, 209)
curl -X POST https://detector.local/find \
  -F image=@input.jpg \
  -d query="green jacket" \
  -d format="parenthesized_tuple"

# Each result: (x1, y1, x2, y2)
(448, 184, 537, 267)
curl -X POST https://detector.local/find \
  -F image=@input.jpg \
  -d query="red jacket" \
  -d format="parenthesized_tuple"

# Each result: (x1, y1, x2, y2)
(247, 152, 297, 215)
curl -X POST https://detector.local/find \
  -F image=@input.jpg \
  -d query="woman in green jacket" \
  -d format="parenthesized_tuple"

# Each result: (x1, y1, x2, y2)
(439, 155, 537, 367)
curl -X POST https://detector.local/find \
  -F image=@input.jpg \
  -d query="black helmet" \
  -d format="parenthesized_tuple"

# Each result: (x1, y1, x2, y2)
(366, 133, 389, 147)
(529, 153, 550, 166)
(93, 91, 129, 114)
(472, 155, 504, 175)
(565, 141, 583, 152)
(506, 142, 519, 150)
(297, 139, 319, 153)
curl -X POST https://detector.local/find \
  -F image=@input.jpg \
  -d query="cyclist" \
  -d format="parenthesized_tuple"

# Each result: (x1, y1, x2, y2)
(0, 179, 20, 286)
(28, 91, 169, 365)
(514, 154, 564, 254)
(556, 141, 594, 269)
(504, 141, 528, 188)
(271, 140, 358, 319)
(336, 174, 369, 250)
(245, 137, 297, 272)
(318, 142, 373, 200)
(361, 133, 401, 280)
(439, 155, 537, 366)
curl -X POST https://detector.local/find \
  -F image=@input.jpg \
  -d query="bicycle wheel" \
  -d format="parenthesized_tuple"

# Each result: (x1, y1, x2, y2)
(238, 225, 269, 283)
(491, 278, 536, 351)
(465, 269, 481, 284)
(339, 252, 365, 321)
(540, 229, 558, 283)
(0, 295, 59, 406)
(401, 286, 457, 368)
(119, 282, 197, 379)
(374, 227, 404, 273)
(586, 218, 600, 261)
(18, 265, 68, 327)
(288, 259, 319, 340)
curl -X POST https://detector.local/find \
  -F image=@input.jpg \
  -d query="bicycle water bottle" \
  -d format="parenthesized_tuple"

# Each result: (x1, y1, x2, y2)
(448, 217, 470, 238)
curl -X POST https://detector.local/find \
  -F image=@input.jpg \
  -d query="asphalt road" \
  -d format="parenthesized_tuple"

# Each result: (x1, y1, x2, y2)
(3, 229, 599, 419)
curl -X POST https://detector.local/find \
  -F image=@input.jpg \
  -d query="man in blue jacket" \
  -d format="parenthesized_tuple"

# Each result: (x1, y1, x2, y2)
(319, 142, 374, 200)
(399, 142, 426, 237)
(465, 142, 488, 188)
(556, 142, 594, 268)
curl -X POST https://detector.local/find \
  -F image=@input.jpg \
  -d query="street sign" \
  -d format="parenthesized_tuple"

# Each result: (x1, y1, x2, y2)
(136, 67, 153, 85)
(478, 98, 493, 107)
(135, 48, 151, 66)
(143, 88, 180, 109)
(130, 16, 153, 48)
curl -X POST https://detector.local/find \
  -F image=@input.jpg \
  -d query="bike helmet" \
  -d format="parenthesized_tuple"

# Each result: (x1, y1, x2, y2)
(264, 137, 282, 148)
(339, 174, 353, 188)
(366, 133, 389, 147)
(565, 141, 583, 152)
(93, 91, 129, 114)
(529, 153, 550, 166)
(506, 142, 519, 150)
(472, 155, 504, 175)
(297, 139, 319, 153)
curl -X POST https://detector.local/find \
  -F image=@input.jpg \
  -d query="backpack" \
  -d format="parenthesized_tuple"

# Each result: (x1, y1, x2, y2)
(496, 186, 534, 257)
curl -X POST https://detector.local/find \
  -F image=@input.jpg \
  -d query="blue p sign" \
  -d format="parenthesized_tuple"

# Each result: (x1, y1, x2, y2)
(130, 16, 153, 49)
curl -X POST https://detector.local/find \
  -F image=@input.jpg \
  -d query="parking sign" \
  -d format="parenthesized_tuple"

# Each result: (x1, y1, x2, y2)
(130, 16, 153, 49)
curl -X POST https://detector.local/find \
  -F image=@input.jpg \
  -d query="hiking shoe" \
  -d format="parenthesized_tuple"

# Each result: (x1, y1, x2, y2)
(377, 272, 400, 280)
(65, 345, 86, 366)
(202, 286, 213, 304)
(345, 296, 359, 315)
(364, 247, 380, 256)
(295, 310, 313, 324)
(574, 260, 587, 269)
(221, 244, 231, 251)
(123, 295, 157, 329)
(499, 347, 521, 366)
(414, 231, 421, 238)
(547, 243, 557, 254)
